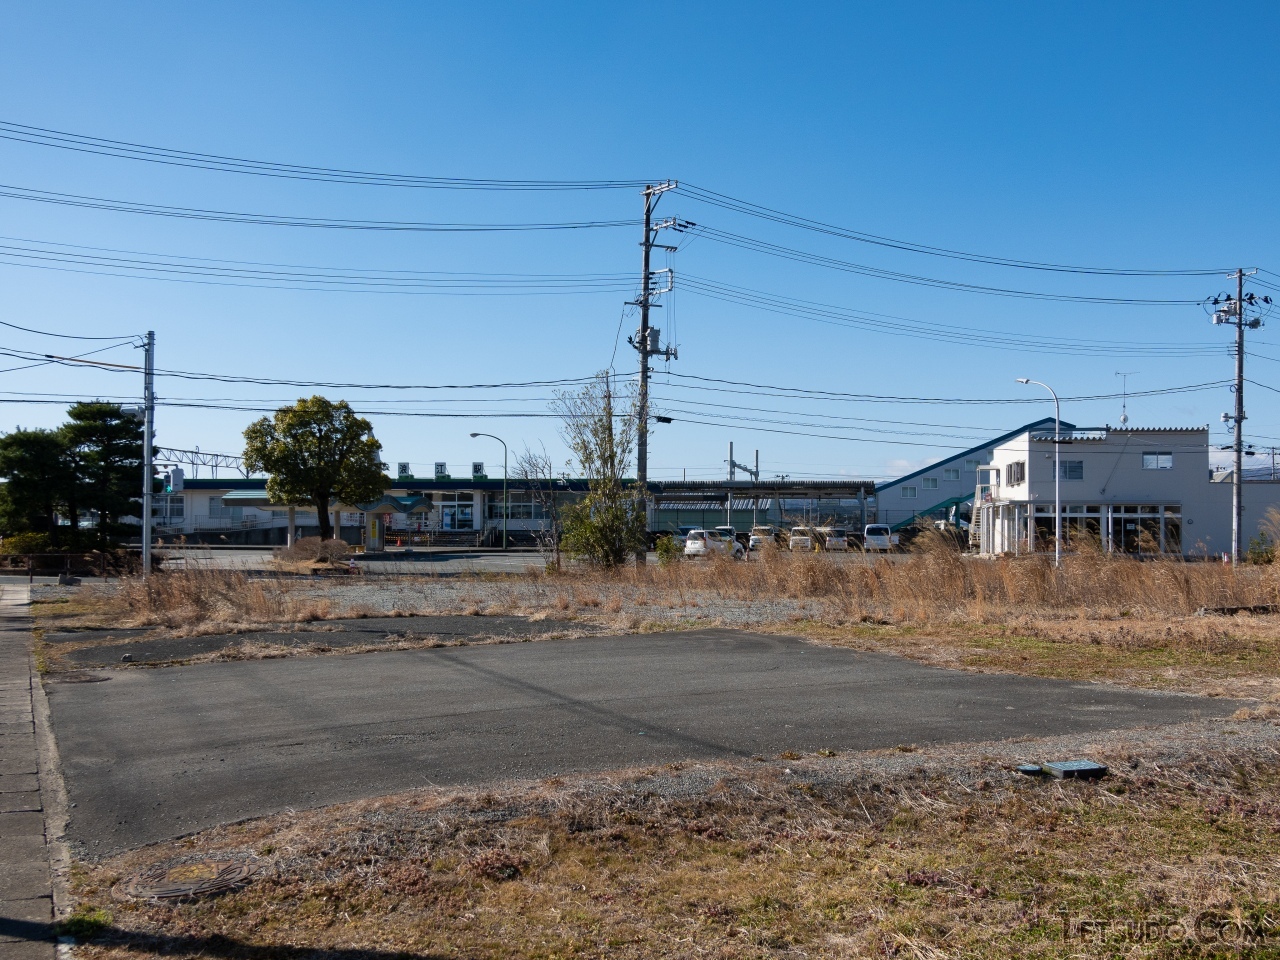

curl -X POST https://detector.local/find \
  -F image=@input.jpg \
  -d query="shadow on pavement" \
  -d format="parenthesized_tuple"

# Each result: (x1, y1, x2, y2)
(0, 914, 446, 959)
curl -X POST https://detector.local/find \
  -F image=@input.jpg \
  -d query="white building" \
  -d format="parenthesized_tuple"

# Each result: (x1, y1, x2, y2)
(974, 424, 1280, 557)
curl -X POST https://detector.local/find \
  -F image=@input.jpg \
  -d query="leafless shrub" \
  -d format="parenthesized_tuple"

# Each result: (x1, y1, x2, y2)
(274, 537, 350, 563)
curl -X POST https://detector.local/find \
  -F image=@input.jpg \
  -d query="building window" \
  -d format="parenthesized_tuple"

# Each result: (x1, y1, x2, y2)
(901, 486, 917, 499)
(487, 491, 547, 520)
(922, 477, 938, 490)
(944, 468, 960, 481)
(1060, 460, 1084, 481)
(207, 496, 241, 519)
(1006, 461, 1026, 486)
(152, 495, 185, 522)
(1142, 452, 1173, 470)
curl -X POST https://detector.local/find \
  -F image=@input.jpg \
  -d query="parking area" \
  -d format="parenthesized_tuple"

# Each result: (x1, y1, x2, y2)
(45, 627, 1235, 855)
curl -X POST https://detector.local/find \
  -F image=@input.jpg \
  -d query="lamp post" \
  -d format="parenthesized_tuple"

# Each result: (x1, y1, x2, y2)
(470, 432, 507, 550)
(1016, 378, 1061, 567)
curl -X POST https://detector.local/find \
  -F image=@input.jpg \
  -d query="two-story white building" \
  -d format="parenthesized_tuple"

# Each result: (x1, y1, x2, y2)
(974, 424, 1280, 557)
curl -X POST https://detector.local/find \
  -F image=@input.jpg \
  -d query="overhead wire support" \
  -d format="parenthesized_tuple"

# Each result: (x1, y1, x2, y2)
(1207, 270, 1268, 564)
(140, 331, 155, 579)
(629, 181, 678, 564)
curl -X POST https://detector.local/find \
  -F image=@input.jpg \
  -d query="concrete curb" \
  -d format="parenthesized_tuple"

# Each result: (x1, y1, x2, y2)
(0, 583, 56, 959)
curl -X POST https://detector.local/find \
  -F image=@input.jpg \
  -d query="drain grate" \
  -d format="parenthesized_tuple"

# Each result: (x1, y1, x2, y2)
(115, 860, 258, 900)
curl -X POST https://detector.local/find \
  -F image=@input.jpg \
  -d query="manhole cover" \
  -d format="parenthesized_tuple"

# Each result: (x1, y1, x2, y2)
(114, 860, 258, 900)
(47, 672, 110, 683)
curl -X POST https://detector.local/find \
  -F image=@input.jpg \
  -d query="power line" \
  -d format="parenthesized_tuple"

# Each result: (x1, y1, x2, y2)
(688, 227, 1205, 305)
(660, 370, 1230, 405)
(0, 120, 654, 190)
(680, 275, 1222, 356)
(0, 349, 640, 391)
(0, 183, 640, 232)
(0, 236, 635, 295)
(0, 317, 138, 340)
(677, 183, 1233, 276)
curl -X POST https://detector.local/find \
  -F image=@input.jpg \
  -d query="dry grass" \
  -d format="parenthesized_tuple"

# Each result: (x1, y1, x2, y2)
(67, 724, 1280, 959)
(604, 538, 1280, 623)
(78, 569, 343, 630)
(38, 546, 1280, 696)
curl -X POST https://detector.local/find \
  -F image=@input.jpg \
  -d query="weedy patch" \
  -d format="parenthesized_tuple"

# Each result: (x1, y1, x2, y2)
(66, 723, 1280, 959)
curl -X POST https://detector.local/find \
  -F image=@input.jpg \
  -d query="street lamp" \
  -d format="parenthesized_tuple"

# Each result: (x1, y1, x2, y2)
(470, 432, 508, 550)
(1016, 378, 1061, 567)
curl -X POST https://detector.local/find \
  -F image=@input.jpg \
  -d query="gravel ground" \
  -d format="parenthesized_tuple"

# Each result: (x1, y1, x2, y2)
(33, 577, 826, 629)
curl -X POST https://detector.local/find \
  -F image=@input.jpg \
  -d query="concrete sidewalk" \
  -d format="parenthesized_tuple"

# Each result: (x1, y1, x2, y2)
(0, 584, 56, 959)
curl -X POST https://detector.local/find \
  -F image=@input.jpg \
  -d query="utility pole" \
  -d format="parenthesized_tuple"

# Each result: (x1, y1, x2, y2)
(1210, 270, 1267, 565)
(629, 181, 678, 562)
(1233, 268, 1245, 567)
(141, 331, 155, 579)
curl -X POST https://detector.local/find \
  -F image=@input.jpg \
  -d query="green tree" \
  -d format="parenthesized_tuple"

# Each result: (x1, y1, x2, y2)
(0, 428, 76, 546)
(62, 403, 144, 549)
(552, 372, 647, 567)
(242, 396, 387, 541)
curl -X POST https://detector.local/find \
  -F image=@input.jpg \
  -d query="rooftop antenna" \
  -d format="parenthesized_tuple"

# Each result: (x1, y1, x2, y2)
(1115, 371, 1138, 426)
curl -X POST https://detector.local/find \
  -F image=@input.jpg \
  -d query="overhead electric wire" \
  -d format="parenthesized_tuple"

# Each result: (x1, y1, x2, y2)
(0, 184, 640, 233)
(0, 236, 635, 295)
(9, 346, 1228, 410)
(0, 120, 653, 190)
(679, 275, 1224, 357)
(0, 341, 134, 375)
(688, 227, 1205, 305)
(1, 350, 640, 392)
(677, 183, 1231, 276)
(0, 317, 137, 340)
(661, 371, 1230, 406)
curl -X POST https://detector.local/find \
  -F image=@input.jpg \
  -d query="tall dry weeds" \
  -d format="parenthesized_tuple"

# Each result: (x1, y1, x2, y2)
(89, 569, 334, 629)
(575, 543, 1280, 626)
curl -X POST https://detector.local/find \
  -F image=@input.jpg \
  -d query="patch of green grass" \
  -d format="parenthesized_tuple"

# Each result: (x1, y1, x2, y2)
(56, 906, 112, 940)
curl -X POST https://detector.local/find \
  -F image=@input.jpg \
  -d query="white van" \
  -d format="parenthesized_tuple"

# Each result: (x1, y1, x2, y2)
(863, 524, 898, 552)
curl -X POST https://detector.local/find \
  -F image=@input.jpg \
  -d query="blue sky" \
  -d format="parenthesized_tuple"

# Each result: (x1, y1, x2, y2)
(1, 2, 1277, 481)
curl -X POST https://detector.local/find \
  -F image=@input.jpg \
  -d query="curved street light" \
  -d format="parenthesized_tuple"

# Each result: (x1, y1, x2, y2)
(1016, 378, 1061, 567)
(470, 432, 508, 551)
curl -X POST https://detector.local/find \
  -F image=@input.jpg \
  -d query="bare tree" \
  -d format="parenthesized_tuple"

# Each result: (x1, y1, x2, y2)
(512, 442, 564, 570)
(550, 372, 647, 567)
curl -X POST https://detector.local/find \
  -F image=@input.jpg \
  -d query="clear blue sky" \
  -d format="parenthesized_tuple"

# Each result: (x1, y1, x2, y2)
(1, 2, 1277, 481)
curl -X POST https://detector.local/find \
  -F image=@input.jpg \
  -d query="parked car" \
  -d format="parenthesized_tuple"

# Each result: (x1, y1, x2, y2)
(684, 529, 746, 560)
(749, 525, 781, 551)
(714, 525, 745, 548)
(671, 526, 698, 549)
(816, 526, 850, 551)
(863, 523, 899, 552)
(788, 526, 816, 551)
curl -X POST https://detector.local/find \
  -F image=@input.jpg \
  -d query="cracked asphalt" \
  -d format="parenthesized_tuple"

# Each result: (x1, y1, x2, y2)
(43, 628, 1237, 855)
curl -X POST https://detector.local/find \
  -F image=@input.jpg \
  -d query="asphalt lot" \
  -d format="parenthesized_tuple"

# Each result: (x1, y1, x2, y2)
(162, 548, 546, 575)
(45, 629, 1235, 855)
(45, 614, 586, 669)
